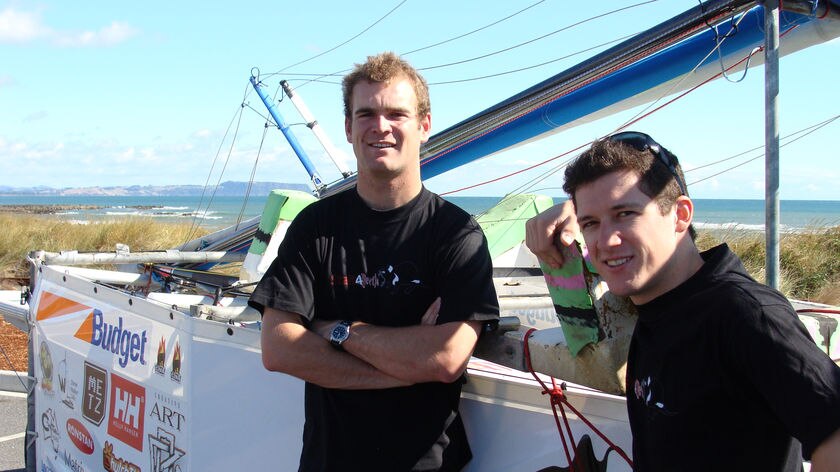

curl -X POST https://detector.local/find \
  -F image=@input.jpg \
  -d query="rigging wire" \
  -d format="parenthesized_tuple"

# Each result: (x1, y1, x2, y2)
(688, 115, 839, 186)
(610, 9, 752, 135)
(234, 82, 289, 228)
(278, 0, 658, 90)
(696, 0, 757, 83)
(418, 1, 658, 72)
(183, 81, 252, 246)
(685, 115, 840, 173)
(276, 0, 552, 90)
(438, 8, 748, 197)
(428, 33, 636, 85)
(274, 0, 409, 74)
(401, 0, 547, 56)
(236, 122, 271, 228)
(194, 90, 250, 236)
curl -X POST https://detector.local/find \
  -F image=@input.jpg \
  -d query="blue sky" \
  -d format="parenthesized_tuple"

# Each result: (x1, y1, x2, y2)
(1, 1, 837, 199)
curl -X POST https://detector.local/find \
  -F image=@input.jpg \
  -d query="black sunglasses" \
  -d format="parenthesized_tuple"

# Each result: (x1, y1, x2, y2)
(607, 131, 688, 196)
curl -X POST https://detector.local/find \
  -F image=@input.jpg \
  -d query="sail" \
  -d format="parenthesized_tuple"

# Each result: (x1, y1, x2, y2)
(323, 1, 840, 196)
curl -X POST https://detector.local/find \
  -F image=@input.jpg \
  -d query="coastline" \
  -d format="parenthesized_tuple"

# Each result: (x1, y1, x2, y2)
(0, 204, 160, 214)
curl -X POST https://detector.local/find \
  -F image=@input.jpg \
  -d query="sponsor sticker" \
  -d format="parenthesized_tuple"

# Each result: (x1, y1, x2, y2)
(154, 338, 166, 376)
(170, 341, 181, 383)
(39, 341, 54, 394)
(149, 400, 185, 432)
(82, 362, 108, 426)
(60, 450, 90, 472)
(40, 408, 59, 454)
(59, 353, 79, 410)
(66, 418, 95, 455)
(148, 427, 186, 472)
(103, 441, 141, 472)
(107, 373, 146, 452)
(75, 309, 149, 368)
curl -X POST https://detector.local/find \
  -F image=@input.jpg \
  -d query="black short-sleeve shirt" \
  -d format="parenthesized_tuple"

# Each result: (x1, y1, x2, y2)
(250, 186, 499, 471)
(627, 244, 840, 471)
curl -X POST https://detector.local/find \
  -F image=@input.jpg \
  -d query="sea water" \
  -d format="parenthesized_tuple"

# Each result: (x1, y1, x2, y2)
(1, 194, 839, 232)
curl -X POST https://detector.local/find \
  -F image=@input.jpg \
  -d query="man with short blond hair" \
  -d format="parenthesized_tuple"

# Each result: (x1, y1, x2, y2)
(250, 52, 499, 471)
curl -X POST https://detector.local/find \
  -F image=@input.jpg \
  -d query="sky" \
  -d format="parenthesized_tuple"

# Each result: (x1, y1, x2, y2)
(1, 0, 838, 200)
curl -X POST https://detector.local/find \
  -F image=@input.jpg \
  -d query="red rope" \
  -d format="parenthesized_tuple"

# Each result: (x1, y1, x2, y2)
(797, 308, 840, 315)
(523, 328, 634, 469)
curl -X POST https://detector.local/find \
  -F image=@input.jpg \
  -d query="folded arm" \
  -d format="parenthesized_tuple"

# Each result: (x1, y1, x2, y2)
(311, 298, 483, 384)
(260, 307, 410, 390)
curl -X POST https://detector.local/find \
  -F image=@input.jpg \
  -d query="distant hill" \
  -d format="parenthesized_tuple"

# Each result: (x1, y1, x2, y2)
(0, 181, 311, 197)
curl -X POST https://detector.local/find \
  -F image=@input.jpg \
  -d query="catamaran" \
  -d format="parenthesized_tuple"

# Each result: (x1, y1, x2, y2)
(1, 1, 839, 470)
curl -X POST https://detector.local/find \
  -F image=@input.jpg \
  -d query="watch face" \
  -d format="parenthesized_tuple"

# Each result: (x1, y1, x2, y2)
(330, 322, 350, 346)
(332, 324, 348, 340)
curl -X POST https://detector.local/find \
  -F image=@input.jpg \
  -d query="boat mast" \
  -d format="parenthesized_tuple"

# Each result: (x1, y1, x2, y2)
(249, 75, 325, 193)
(764, 0, 781, 289)
(280, 80, 354, 178)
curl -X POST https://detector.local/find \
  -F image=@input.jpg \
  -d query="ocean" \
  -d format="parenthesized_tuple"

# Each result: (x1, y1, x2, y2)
(1, 194, 839, 233)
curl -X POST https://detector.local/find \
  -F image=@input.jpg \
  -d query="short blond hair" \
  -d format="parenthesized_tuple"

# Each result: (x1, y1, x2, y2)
(342, 51, 430, 119)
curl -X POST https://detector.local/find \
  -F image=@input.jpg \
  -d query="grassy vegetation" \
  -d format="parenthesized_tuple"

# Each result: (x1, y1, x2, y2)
(696, 225, 840, 305)
(0, 214, 837, 305)
(0, 214, 209, 283)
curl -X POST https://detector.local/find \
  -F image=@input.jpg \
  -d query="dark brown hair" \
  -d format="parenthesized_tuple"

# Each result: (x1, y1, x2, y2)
(563, 137, 696, 240)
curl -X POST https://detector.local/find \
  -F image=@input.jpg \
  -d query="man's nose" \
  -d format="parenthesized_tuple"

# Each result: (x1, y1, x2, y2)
(371, 114, 391, 132)
(601, 227, 622, 247)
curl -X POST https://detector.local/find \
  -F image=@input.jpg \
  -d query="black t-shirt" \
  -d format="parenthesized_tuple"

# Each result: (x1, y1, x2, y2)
(626, 244, 840, 471)
(249, 186, 499, 471)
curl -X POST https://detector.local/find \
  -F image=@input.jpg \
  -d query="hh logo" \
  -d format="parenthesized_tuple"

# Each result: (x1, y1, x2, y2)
(75, 309, 149, 368)
(108, 373, 146, 452)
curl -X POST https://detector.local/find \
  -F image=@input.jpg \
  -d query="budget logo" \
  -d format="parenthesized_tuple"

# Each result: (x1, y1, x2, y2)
(82, 362, 107, 426)
(66, 418, 95, 455)
(108, 373, 146, 452)
(75, 309, 149, 368)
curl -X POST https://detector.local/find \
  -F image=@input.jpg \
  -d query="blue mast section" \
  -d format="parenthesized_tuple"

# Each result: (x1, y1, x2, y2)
(249, 76, 324, 190)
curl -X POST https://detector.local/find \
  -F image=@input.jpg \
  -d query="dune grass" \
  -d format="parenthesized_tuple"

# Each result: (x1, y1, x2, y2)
(0, 214, 209, 282)
(0, 214, 837, 305)
(696, 225, 840, 305)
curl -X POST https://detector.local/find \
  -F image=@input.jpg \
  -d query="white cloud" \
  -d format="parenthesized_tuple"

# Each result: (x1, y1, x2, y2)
(23, 110, 47, 122)
(0, 75, 15, 87)
(54, 21, 138, 47)
(0, 7, 137, 47)
(0, 7, 49, 42)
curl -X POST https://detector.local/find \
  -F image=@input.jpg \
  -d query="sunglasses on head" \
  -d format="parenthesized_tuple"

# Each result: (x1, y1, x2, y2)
(607, 131, 688, 196)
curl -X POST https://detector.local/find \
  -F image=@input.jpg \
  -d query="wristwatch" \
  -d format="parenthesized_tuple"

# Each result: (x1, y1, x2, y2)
(329, 320, 352, 350)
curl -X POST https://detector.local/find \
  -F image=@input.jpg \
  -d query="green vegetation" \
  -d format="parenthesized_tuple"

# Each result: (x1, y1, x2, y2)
(696, 226, 840, 305)
(0, 214, 837, 305)
(0, 215, 209, 283)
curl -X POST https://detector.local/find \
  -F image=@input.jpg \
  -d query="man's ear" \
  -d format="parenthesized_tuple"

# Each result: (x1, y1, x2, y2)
(674, 196, 694, 234)
(345, 116, 352, 143)
(419, 113, 432, 143)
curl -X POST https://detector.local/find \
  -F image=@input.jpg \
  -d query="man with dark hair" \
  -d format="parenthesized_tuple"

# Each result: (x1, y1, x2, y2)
(249, 52, 499, 471)
(526, 131, 840, 470)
